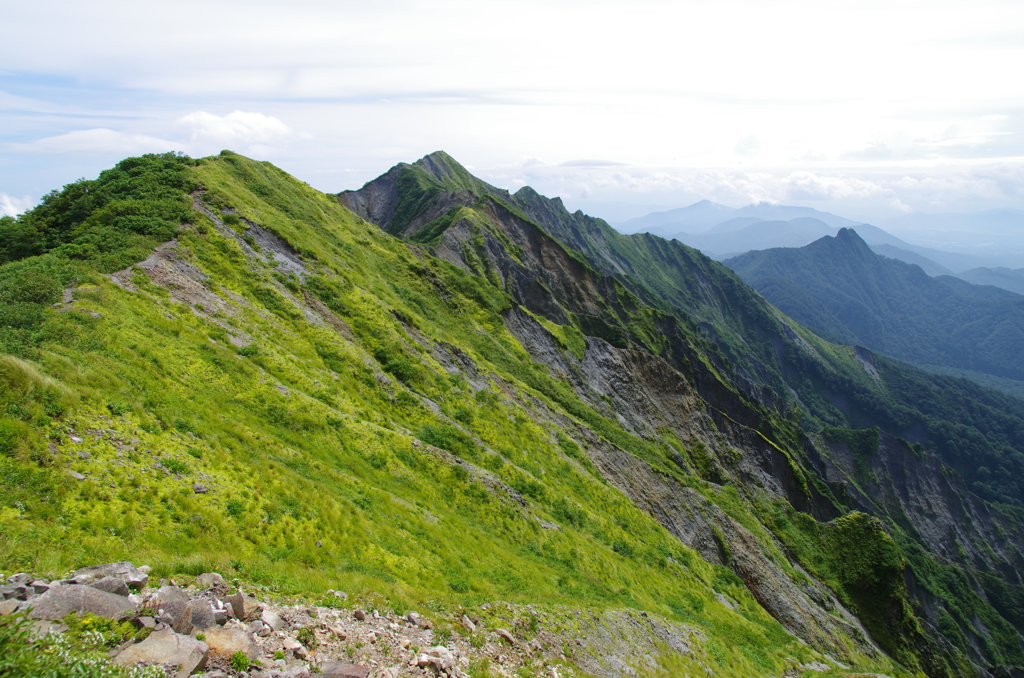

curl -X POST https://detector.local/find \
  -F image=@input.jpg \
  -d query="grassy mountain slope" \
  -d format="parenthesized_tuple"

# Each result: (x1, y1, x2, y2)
(0, 152, 884, 678)
(1, 151, 1023, 676)
(340, 152, 1024, 676)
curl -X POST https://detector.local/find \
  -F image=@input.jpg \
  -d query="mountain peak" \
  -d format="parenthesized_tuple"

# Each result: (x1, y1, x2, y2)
(411, 150, 469, 183)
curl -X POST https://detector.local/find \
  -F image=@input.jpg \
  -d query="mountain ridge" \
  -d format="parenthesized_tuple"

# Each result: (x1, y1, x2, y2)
(0, 151, 1021, 676)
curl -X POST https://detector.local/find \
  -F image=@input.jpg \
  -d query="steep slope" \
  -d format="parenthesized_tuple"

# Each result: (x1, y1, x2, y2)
(340, 152, 1024, 677)
(724, 229, 1024, 382)
(0, 152, 1022, 676)
(0, 152, 894, 678)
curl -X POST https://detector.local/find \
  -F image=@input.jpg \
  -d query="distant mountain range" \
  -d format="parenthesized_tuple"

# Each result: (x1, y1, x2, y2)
(724, 228, 1024, 386)
(615, 200, 1024, 288)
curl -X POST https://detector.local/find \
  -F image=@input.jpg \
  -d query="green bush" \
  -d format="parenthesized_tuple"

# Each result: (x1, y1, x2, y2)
(230, 650, 250, 671)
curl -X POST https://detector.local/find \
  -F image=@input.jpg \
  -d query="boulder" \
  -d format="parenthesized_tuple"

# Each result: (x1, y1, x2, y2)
(460, 614, 476, 632)
(174, 599, 216, 634)
(114, 629, 208, 678)
(226, 590, 261, 621)
(319, 661, 370, 678)
(26, 584, 138, 621)
(90, 576, 130, 597)
(193, 572, 224, 589)
(70, 562, 148, 590)
(201, 625, 258, 659)
(0, 599, 20, 615)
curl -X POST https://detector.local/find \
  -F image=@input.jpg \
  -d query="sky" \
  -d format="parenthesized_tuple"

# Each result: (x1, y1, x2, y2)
(2, 0, 1024, 223)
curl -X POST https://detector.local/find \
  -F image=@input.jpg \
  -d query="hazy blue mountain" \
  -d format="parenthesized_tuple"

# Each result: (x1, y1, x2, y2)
(730, 203, 858, 228)
(725, 229, 1024, 385)
(880, 208, 1024, 265)
(871, 244, 954, 276)
(705, 216, 764, 233)
(957, 267, 1024, 295)
(615, 199, 735, 234)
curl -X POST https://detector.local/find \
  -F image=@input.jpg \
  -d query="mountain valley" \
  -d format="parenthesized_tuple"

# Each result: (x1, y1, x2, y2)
(0, 151, 1022, 678)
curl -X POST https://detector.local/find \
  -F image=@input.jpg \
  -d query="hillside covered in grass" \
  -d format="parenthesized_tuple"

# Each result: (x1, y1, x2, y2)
(0, 151, 1022, 677)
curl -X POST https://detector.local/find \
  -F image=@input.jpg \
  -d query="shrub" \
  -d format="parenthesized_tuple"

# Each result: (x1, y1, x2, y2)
(230, 650, 250, 671)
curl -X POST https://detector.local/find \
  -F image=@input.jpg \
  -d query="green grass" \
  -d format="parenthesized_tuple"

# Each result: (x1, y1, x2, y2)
(0, 152, 887, 677)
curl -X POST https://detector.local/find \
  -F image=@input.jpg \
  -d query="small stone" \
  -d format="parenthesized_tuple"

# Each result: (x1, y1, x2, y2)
(399, 638, 411, 649)
(69, 436, 84, 443)
(7, 574, 30, 585)
(328, 625, 346, 640)
(133, 616, 156, 629)
(460, 614, 476, 632)
(282, 637, 302, 651)
(261, 608, 285, 632)
(194, 572, 224, 589)
(315, 540, 322, 547)
(67, 470, 86, 481)
(319, 661, 371, 678)
(138, 566, 152, 575)
(480, 603, 490, 610)
(495, 628, 516, 645)
(294, 644, 309, 659)
(78, 451, 91, 459)
(332, 590, 348, 599)
(353, 609, 366, 621)
(193, 484, 208, 494)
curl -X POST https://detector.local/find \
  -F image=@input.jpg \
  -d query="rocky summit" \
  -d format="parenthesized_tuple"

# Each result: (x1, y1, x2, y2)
(0, 151, 1022, 678)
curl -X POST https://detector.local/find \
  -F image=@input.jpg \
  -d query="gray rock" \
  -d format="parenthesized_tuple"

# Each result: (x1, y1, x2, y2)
(152, 585, 190, 606)
(425, 646, 455, 671)
(202, 625, 258, 659)
(0, 599, 20, 615)
(460, 614, 476, 632)
(70, 562, 148, 590)
(67, 470, 86, 481)
(29, 580, 50, 594)
(354, 609, 366, 621)
(495, 628, 516, 644)
(90, 576, 131, 597)
(193, 572, 224, 588)
(114, 628, 208, 678)
(320, 661, 370, 678)
(261, 608, 285, 632)
(7, 573, 30, 585)
(227, 590, 261, 621)
(133, 616, 156, 629)
(193, 484, 208, 494)
(25, 584, 138, 621)
(174, 599, 216, 634)
(0, 584, 30, 601)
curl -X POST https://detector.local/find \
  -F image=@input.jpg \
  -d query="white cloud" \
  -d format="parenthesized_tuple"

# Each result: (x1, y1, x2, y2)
(0, 193, 34, 217)
(176, 110, 292, 147)
(10, 129, 178, 155)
